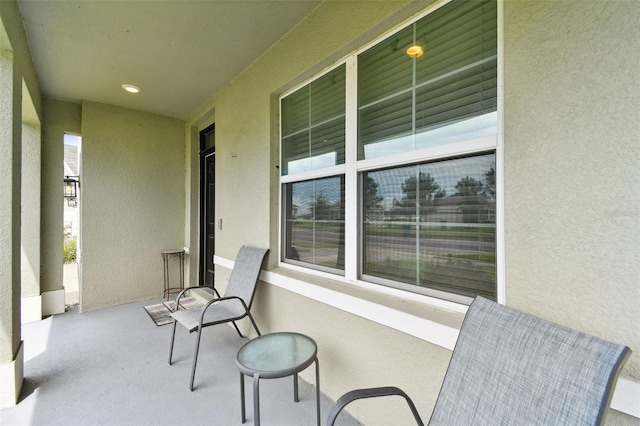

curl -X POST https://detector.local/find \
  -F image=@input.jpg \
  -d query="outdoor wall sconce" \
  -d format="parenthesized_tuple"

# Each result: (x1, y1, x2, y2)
(64, 176, 79, 208)
(64, 176, 78, 198)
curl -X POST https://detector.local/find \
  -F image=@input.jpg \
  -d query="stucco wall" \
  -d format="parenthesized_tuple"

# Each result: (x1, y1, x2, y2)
(81, 102, 185, 311)
(21, 122, 41, 299)
(187, 0, 639, 424)
(504, 0, 639, 380)
(0, 3, 43, 405)
(503, 1, 639, 422)
(1, 0, 42, 361)
(0, 46, 23, 364)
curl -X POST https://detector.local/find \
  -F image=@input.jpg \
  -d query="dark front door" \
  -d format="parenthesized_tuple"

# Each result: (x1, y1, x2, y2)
(199, 125, 215, 287)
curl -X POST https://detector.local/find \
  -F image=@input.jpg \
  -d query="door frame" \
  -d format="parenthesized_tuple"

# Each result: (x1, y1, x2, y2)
(199, 123, 215, 287)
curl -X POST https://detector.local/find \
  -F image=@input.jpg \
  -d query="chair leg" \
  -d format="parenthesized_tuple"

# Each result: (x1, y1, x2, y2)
(231, 321, 244, 338)
(189, 326, 203, 391)
(247, 313, 261, 336)
(168, 320, 177, 365)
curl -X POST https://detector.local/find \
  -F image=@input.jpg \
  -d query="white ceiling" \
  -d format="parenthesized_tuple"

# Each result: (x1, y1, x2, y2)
(17, 0, 322, 120)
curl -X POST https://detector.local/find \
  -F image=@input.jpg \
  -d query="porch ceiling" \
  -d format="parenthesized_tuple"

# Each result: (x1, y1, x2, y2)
(16, 0, 322, 120)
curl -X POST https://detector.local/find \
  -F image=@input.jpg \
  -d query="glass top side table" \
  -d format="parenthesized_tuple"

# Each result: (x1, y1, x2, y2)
(236, 332, 320, 426)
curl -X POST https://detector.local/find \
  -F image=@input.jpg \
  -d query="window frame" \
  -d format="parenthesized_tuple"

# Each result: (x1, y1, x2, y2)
(279, 0, 504, 308)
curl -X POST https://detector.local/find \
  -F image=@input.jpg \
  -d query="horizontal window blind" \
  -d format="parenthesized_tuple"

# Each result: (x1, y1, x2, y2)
(281, 65, 346, 175)
(358, 0, 497, 160)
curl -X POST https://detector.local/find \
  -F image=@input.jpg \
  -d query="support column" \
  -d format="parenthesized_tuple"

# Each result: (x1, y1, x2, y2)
(21, 120, 42, 323)
(0, 48, 24, 408)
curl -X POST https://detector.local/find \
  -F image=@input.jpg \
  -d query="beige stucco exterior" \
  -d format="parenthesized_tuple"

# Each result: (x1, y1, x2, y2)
(0, 0, 42, 407)
(504, 0, 640, 376)
(80, 101, 185, 311)
(0, 0, 638, 420)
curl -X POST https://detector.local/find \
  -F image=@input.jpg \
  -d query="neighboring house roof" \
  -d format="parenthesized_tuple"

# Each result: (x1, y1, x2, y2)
(64, 144, 78, 176)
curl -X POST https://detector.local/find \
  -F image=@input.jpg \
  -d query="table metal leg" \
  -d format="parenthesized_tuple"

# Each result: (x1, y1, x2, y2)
(315, 358, 320, 426)
(253, 373, 261, 426)
(240, 373, 246, 423)
(179, 252, 184, 292)
(293, 372, 299, 402)
(163, 254, 169, 299)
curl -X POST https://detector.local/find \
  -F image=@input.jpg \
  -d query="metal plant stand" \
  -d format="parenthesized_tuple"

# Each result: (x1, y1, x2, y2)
(162, 249, 184, 300)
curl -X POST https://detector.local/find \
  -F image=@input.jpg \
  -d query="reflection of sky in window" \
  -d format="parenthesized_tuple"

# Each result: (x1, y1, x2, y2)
(64, 134, 81, 146)
(371, 154, 495, 209)
(287, 152, 337, 175)
(363, 112, 497, 160)
(291, 176, 342, 217)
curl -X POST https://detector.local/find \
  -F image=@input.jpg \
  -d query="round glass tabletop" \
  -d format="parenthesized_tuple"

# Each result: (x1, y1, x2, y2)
(237, 332, 317, 377)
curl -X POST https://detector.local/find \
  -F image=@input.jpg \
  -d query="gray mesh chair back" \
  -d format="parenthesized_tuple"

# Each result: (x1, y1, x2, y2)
(429, 296, 630, 425)
(327, 296, 631, 426)
(223, 245, 269, 309)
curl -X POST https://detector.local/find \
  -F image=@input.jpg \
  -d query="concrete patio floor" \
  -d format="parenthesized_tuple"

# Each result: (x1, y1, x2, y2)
(0, 299, 361, 426)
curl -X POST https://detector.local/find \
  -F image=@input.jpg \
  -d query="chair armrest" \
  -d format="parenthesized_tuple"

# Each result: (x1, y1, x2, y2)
(326, 386, 424, 426)
(198, 296, 250, 325)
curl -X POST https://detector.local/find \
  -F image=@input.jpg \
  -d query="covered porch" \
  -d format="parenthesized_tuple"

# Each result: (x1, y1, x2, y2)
(1, 0, 639, 424)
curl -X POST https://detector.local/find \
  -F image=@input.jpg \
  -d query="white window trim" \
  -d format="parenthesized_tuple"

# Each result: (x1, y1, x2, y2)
(216, 254, 461, 349)
(278, 0, 504, 311)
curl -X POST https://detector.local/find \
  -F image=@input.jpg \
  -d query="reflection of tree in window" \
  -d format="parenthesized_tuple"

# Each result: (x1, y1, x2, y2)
(364, 176, 384, 221)
(454, 176, 483, 223)
(393, 172, 445, 219)
(483, 167, 496, 203)
(311, 194, 333, 220)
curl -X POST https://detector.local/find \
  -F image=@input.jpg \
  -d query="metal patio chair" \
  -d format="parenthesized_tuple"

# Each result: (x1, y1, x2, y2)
(168, 245, 269, 391)
(328, 296, 631, 426)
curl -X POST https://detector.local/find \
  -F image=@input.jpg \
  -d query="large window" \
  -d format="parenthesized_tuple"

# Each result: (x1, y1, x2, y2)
(281, 0, 498, 304)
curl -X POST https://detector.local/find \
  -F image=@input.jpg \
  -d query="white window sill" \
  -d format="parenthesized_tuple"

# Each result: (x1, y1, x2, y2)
(216, 255, 463, 350)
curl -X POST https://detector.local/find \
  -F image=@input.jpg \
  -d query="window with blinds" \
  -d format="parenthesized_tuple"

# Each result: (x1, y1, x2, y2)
(358, 0, 497, 160)
(280, 0, 499, 303)
(281, 65, 346, 175)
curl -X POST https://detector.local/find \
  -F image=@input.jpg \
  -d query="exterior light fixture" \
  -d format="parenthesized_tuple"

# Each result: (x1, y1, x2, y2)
(406, 45, 424, 58)
(64, 176, 78, 198)
(122, 84, 141, 94)
(67, 197, 78, 208)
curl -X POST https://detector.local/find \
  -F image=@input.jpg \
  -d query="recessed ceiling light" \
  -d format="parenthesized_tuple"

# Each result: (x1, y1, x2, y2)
(122, 84, 141, 94)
